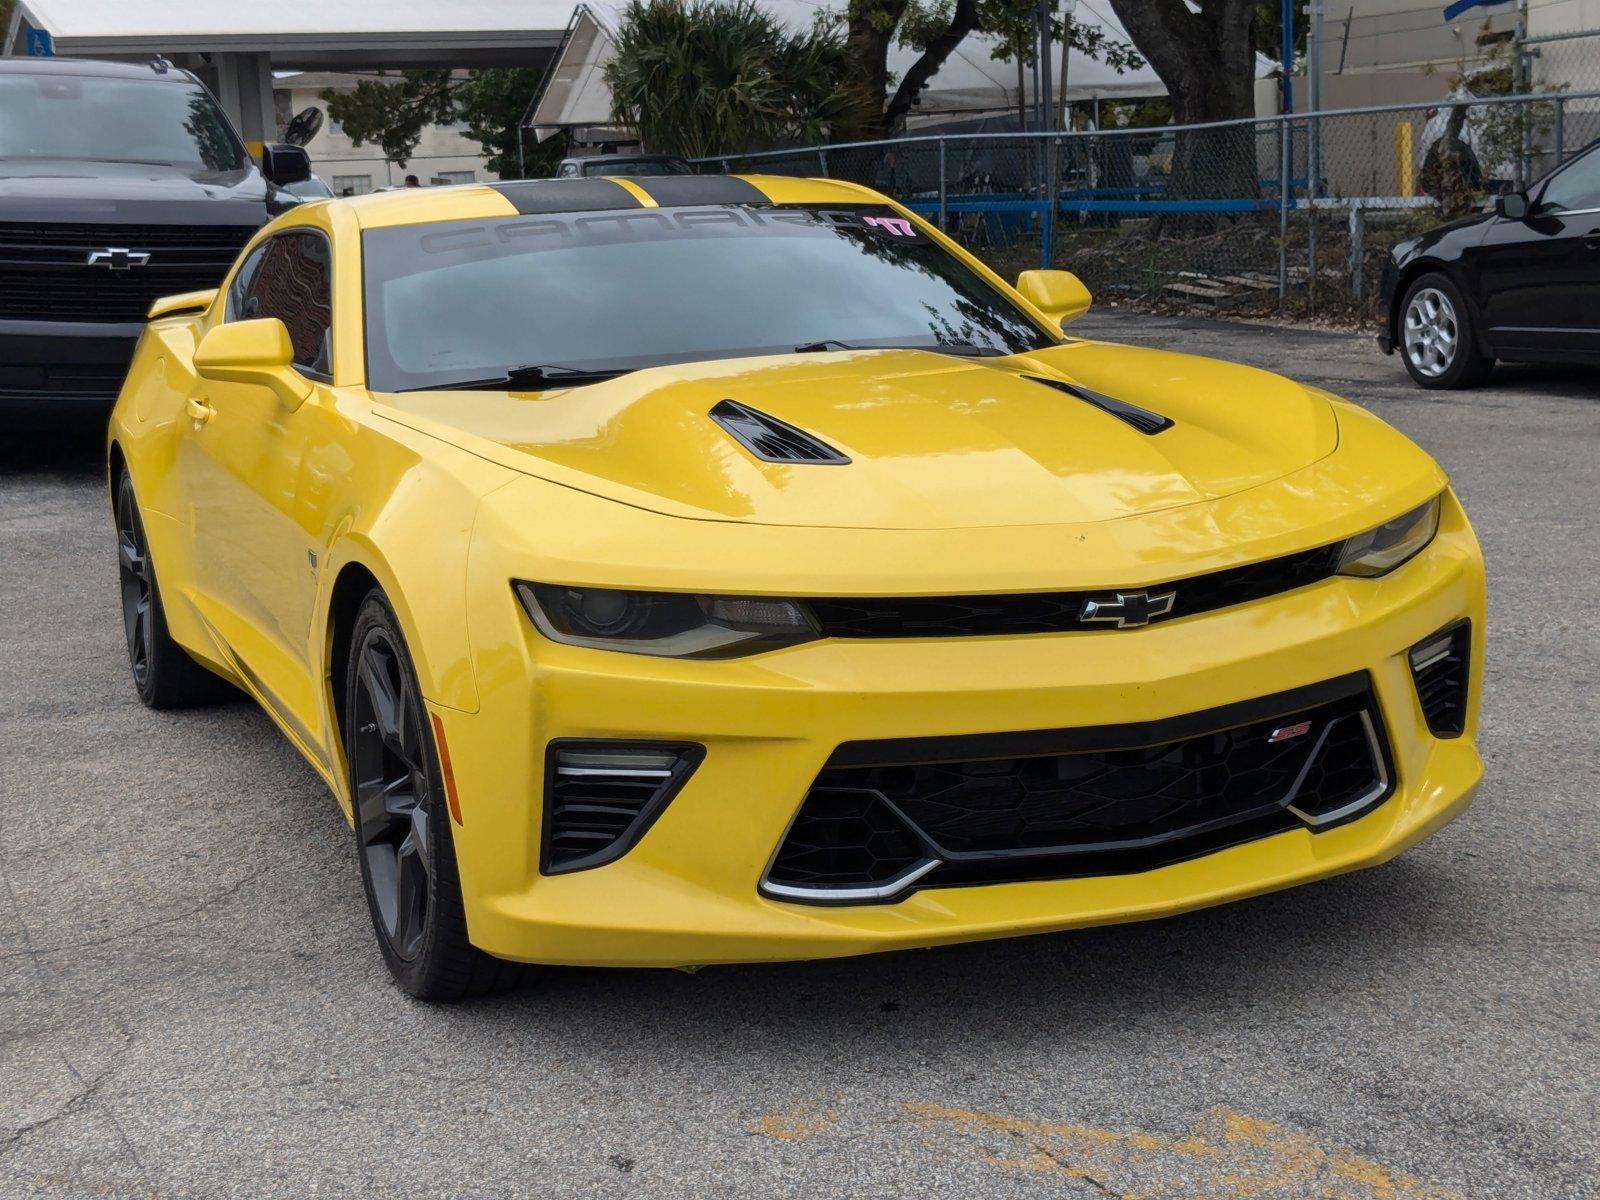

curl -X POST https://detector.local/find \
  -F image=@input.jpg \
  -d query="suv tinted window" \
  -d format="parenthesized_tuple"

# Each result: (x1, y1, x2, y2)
(1539, 148, 1600, 214)
(0, 75, 246, 172)
(232, 233, 333, 378)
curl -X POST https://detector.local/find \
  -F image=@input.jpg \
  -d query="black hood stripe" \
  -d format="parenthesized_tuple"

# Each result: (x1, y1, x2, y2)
(627, 175, 769, 207)
(489, 179, 643, 214)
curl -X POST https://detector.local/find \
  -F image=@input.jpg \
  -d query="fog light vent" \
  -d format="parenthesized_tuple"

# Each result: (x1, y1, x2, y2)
(542, 741, 703, 874)
(1409, 621, 1471, 738)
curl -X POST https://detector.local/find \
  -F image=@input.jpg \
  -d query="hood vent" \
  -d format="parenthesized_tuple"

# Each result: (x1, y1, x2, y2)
(1025, 376, 1174, 435)
(710, 399, 851, 465)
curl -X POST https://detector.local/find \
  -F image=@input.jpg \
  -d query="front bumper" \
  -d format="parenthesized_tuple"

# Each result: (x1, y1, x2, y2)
(436, 492, 1484, 968)
(1376, 258, 1401, 355)
(0, 318, 140, 415)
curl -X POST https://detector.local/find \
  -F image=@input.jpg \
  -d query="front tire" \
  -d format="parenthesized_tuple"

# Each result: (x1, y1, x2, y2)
(1399, 272, 1494, 389)
(114, 471, 234, 709)
(345, 591, 519, 1000)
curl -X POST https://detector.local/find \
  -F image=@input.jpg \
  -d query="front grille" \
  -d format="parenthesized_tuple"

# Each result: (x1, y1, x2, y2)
(0, 222, 255, 323)
(542, 741, 703, 874)
(806, 543, 1344, 638)
(762, 674, 1393, 904)
(0, 362, 128, 403)
(1410, 621, 1471, 738)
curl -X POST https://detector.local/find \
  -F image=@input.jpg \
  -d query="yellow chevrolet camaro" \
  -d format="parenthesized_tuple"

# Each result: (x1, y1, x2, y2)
(108, 175, 1484, 999)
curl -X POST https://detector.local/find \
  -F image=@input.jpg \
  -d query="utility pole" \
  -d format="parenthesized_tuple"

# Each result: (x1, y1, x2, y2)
(1514, 0, 1531, 187)
(1037, 0, 1054, 266)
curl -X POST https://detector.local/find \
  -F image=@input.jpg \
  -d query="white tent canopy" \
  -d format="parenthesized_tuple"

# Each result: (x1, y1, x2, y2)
(4, 0, 568, 65)
(531, 0, 1172, 138)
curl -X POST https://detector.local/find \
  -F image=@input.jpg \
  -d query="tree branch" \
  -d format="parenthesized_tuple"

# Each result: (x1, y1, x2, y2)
(884, 0, 982, 128)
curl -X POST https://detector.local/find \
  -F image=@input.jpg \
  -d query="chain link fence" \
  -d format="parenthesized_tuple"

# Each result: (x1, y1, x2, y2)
(696, 90, 1600, 321)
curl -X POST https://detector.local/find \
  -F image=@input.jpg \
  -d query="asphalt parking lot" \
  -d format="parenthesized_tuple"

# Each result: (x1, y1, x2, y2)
(2, 311, 1596, 1199)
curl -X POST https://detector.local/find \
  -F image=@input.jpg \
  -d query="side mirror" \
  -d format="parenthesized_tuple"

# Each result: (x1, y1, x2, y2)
(260, 143, 312, 188)
(1015, 269, 1093, 327)
(1495, 190, 1530, 220)
(193, 318, 313, 410)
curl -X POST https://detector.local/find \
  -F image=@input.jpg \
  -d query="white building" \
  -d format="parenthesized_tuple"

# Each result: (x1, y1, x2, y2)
(275, 72, 492, 193)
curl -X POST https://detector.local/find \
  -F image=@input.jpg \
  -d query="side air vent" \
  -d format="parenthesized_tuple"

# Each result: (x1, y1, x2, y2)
(1025, 376, 1174, 435)
(710, 399, 850, 464)
(542, 741, 703, 874)
(1409, 620, 1471, 738)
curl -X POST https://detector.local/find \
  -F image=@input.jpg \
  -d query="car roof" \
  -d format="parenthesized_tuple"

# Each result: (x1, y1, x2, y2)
(0, 56, 196, 83)
(568, 154, 682, 163)
(342, 175, 886, 229)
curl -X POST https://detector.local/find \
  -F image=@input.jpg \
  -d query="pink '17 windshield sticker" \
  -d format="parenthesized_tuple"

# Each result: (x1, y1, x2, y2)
(862, 215, 916, 236)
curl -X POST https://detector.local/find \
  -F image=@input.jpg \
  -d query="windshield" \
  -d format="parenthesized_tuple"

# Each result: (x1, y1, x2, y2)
(361, 204, 1056, 392)
(0, 75, 247, 171)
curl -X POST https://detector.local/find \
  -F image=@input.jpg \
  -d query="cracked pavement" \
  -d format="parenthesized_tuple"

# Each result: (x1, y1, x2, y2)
(1, 312, 1596, 1198)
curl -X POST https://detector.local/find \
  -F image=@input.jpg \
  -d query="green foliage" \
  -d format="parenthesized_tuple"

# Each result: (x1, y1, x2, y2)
(605, 0, 871, 158)
(978, 0, 1143, 73)
(320, 68, 552, 179)
(837, 0, 1141, 133)
(322, 72, 454, 167)
(1427, 24, 1562, 196)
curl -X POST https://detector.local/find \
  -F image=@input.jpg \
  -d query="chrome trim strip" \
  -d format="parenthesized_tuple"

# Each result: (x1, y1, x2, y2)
(1283, 710, 1390, 827)
(555, 766, 673, 779)
(760, 857, 941, 903)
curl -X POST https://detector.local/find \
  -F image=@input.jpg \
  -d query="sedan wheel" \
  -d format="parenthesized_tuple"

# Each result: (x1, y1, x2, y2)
(1403, 287, 1458, 379)
(1397, 273, 1493, 390)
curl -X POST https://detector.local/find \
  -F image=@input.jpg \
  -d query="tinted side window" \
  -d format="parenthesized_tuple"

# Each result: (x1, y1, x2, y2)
(1539, 149, 1600, 214)
(226, 243, 266, 321)
(235, 232, 333, 378)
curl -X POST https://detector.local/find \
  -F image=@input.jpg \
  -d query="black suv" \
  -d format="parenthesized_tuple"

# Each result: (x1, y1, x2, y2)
(0, 57, 309, 418)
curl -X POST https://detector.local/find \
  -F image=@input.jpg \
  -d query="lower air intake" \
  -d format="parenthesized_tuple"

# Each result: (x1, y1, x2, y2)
(761, 675, 1393, 904)
(1410, 621, 1471, 738)
(542, 741, 703, 874)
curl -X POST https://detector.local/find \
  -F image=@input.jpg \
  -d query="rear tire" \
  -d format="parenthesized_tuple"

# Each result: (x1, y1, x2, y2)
(114, 471, 234, 709)
(344, 590, 522, 1001)
(1398, 272, 1494, 390)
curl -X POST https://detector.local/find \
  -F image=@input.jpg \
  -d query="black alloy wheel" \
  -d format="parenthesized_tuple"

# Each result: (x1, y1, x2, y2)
(351, 622, 435, 962)
(344, 592, 520, 999)
(116, 478, 154, 692)
(113, 471, 232, 709)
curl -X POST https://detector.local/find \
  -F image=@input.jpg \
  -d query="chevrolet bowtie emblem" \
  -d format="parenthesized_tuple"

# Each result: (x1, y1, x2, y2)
(1078, 589, 1177, 629)
(85, 247, 151, 270)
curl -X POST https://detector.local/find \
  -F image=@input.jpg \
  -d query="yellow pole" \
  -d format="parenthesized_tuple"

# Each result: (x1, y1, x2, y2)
(1395, 122, 1413, 196)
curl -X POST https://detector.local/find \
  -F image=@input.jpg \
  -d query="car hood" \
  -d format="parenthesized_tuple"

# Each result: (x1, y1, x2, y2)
(0, 159, 270, 224)
(378, 342, 1339, 530)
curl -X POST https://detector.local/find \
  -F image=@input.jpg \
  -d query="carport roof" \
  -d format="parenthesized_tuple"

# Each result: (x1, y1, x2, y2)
(6, 1, 568, 61)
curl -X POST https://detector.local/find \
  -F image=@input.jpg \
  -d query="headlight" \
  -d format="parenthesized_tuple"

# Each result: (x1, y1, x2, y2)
(515, 582, 819, 658)
(1337, 496, 1441, 577)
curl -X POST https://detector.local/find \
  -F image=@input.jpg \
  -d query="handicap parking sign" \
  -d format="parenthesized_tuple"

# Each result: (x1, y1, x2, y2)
(26, 29, 55, 57)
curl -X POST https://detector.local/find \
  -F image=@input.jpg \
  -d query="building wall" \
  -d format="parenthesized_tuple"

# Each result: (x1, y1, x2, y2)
(274, 76, 492, 192)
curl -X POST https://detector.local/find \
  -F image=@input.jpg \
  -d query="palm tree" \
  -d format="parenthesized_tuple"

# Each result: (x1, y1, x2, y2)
(606, 0, 870, 159)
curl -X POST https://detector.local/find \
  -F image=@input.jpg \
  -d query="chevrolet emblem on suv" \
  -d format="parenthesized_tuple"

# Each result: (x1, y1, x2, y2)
(85, 248, 152, 270)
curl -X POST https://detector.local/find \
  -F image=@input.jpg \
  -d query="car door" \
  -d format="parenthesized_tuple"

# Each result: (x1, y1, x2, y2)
(1471, 147, 1600, 358)
(178, 229, 338, 740)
